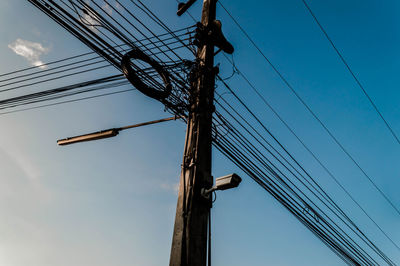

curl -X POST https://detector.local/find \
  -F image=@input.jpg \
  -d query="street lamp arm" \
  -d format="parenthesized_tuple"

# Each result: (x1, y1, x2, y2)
(57, 116, 182, 146)
(117, 116, 180, 131)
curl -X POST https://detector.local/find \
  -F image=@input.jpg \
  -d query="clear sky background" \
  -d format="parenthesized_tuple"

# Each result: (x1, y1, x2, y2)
(0, 0, 400, 265)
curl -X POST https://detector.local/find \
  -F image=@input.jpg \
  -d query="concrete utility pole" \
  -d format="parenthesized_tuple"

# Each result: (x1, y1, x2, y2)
(169, 0, 217, 265)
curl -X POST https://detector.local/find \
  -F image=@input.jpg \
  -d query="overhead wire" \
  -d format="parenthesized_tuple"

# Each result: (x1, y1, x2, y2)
(117, 0, 193, 85)
(27, 0, 196, 122)
(218, 1, 400, 218)
(0, 35, 193, 93)
(211, 115, 377, 265)
(28, 0, 123, 68)
(213, 107, 396, 264)
(0, 41, 188, 91)
(23, 1, 397, 264)
(214, 112, 378, 264)
(301, 0, 400, 145)
(0, 74, 126, 110)
(214, 79, 395, 264)
(0, 25, 194, 79)
(162, 2, 396, 259)
(220, 55, 400, 252)
(0, 87, 135, 116)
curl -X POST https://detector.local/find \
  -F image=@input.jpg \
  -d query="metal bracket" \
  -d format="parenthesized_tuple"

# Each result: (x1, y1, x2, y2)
(193, 21, 234, 54)
(177, 0, 198, 16)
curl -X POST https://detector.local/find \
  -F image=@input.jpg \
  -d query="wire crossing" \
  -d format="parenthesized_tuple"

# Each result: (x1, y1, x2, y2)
(301, 0, 400, 146)
(214, 77, 396, 265)
(220, 55, 400, 252)
(218, 0, 400, 219)
(15, 0, 400, 264)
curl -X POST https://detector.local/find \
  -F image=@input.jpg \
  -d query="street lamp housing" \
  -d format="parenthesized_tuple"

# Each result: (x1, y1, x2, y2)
(57, 129, 119, 146)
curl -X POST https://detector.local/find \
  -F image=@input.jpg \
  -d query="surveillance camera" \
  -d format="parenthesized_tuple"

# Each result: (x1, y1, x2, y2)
(201, 173, 242, 199)
(214, 173, 242, 191)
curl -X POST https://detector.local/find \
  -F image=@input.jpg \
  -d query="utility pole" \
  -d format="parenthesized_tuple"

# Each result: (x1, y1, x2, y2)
(169, 0, 217, 265)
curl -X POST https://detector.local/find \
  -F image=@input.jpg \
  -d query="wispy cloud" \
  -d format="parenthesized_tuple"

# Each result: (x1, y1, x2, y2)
(82, 11, 100, 32)
(115, 1, 123, 11)
(8, 39, 50, 69)
(102, 3, 113, 15)
(2, 147, 41, 181)
(160, 182, 179, 195)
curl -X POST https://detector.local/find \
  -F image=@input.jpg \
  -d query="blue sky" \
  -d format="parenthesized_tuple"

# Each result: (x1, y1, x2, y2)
(0, 0, 400, 265)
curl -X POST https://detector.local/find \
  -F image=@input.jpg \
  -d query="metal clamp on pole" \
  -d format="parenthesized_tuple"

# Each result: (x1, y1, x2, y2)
(194, 20, 234, 55)
(177, 0, 198, 16)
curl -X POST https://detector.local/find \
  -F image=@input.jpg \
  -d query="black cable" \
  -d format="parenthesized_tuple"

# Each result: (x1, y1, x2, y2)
(28, 0, 121, 68)
(0, 51, 94, 78)
(118, 0, 192, 85)
(0, 64, 112, 93)
(24, 1, 392, 263)
(0, 80, 129, 110)
(213, 118, 387, 264)
(0, 87, 135, 116)
(218, 1, 400, 218)
(0, 59, 106, 88)
(221, 55, 400, 252)
(109, 0, 179, 62)
(177, 4, 396, 264)
(212, 131, 367, 265)
(208, 207, 211, 266)
(214, 108, 393, 264)
(28, 0, 194, 119)
(132, 0, 191, 60)
(0, 40, 189, 90)
(214, 111, 388, 264)
(214, 77, 396, 263)
(61, 0, 125, 52)
(0, 41, 189, 97)
(0, 25, 194, 79)
(0, 75, 128, 110)
(301, 0, 400, 145)
(0, 56, 100, 83)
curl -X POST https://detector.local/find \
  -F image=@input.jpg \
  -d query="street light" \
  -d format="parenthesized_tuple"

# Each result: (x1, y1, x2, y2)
(57, 116, 181, 146)
(57, 129, 119, 146)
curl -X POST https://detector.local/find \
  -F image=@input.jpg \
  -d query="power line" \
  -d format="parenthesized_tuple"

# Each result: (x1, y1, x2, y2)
(215, 78, 396, 264)
(214, 101, 385, 264)
(0, 88, 135, 116)
(0, 59, 106, 89)
(212, 113, 392, 265)
(0, 64, 111, 93)
(0, 75, 126, 110)
(27, 0, 195, 122)
(178, 2, 399, 263)
(221, 55, 400, 252)
(301, 0, 400, 145)
(0, 41, 190, 95)
(25, 1, 397, 264)
(0, 27, 193, 81)
(218, 1, 400, 218)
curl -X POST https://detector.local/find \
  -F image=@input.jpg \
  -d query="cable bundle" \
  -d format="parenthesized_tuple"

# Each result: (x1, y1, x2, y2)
(5, 1, 397, 265)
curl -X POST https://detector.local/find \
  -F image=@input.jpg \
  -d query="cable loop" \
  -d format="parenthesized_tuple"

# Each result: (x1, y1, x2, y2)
(121, 48, 172, 100)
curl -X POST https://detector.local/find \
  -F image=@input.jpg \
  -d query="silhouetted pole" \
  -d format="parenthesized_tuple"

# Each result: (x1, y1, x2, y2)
(169, 0, 217, 265)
